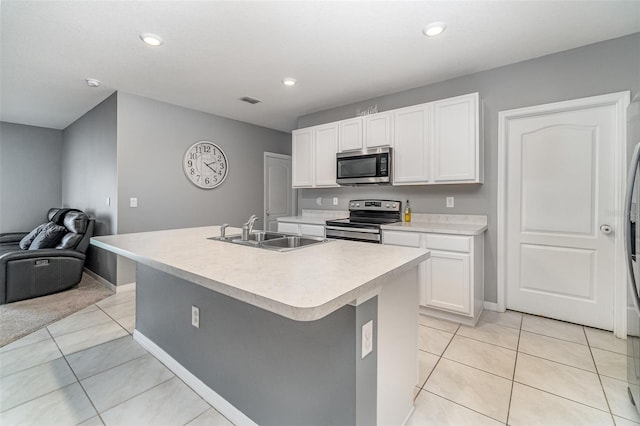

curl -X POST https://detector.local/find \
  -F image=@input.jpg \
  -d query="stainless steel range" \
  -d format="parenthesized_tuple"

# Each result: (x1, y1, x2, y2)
(325, 199, 402, 243)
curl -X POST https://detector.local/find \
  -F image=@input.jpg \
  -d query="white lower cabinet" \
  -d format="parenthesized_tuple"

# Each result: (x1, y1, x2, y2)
(382, 229, 484, 325)
(277, 222, 325, 237)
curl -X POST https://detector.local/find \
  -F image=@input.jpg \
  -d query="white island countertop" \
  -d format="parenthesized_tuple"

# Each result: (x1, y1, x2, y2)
(91, 226, 428, 321)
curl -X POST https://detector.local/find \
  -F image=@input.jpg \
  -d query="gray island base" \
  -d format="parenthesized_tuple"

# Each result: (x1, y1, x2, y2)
(91, 226, 429, 426)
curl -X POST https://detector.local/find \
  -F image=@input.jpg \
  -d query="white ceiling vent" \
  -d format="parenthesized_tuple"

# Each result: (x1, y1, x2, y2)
(239, 96, 262, 105)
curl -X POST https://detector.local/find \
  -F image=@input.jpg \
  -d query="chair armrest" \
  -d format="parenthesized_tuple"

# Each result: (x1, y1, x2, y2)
(0, 233, 28, 244)
(0, 249, 86, 266)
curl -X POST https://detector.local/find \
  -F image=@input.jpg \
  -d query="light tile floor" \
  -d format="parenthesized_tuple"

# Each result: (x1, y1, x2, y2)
(1, 288, 638, 426)
(409, 311, 640, 426)
(0, 286, 231, 426)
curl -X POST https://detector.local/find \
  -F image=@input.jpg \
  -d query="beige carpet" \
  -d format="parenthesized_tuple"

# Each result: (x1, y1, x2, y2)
(0, 273, 114, 347)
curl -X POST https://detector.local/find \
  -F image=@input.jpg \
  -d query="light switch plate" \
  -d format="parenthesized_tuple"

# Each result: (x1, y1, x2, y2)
(333, 197, 339, 206)
(362, 320, 373, 359)
(316, 197, 322, 206)
(130, 197, 138, 208)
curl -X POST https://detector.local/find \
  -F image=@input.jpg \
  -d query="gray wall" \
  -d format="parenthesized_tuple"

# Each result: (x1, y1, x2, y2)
(0, 122, 63, 233)
(116, 93, 291, 234)
(137, 263, 377, 426)
(62, 93, 118, 281)
(297, 33, 640, 304)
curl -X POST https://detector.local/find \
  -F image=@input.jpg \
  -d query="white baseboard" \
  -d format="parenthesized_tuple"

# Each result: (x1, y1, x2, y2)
(483, 301, 501, 312)
(83, 268, 135, 293)
(116, 282, 136, 293)
(133, 330, 257, 426)
(84, 268, 116, 292)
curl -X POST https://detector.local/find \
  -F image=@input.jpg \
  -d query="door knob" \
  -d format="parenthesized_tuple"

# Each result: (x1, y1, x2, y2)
(600, 224, 613, 234)
(266, 210, 271, 215)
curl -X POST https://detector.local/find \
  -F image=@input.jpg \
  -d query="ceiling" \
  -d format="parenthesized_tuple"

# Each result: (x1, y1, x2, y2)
(2, 1, 639, 133)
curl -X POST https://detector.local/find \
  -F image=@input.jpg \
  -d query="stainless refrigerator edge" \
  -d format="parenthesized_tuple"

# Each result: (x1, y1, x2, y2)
(625, 92, 640, 411)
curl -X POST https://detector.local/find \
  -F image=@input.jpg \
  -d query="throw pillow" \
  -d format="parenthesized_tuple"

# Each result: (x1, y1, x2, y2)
(29, 223, 68, 250)
(19, 223, 48, 250)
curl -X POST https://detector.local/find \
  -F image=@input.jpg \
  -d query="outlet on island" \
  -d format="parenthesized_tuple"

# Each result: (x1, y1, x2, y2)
(192, 305, 200, 328)
(361, 320, 373, 359)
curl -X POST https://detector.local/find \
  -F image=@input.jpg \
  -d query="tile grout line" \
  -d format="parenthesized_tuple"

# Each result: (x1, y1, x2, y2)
(418, 323, 459, 391)
(44, 322, 107, 426)
(505, 314, 523, 426)
(421, 389, 508, 425)
(96, 304, 134, 335)
(584, 325, 617, 424)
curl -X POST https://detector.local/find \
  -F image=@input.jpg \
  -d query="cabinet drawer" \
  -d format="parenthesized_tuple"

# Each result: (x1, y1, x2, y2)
(300, 224, 325, 237)
(382, 230, 421, 248)
(277, 222, 300, 235)
(425, 234, 470, 253)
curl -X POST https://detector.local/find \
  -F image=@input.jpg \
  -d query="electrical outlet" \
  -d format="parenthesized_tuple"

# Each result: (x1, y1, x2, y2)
(130, 197, 138, 208)
(333, 197, 339, 206)
(316, 197, 322, 206)
(105, 197, 110, 206)
(362, 320, 373, 359)
(446, 196, 454, 208)
(192, 306, 200, 328)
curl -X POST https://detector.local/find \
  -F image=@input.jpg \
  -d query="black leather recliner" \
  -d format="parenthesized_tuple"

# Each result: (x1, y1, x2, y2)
(0, 208, 95, 304)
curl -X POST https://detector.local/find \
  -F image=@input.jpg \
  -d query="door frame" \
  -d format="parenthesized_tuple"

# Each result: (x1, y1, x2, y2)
(497, 91, 630, 337)
(263, 152, 296, 232)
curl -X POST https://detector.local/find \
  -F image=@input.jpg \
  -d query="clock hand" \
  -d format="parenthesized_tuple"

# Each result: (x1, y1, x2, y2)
(204, 161, 216, 172)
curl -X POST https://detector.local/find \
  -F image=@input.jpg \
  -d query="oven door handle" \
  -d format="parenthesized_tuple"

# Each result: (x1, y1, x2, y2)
(325, 226, 380, 234)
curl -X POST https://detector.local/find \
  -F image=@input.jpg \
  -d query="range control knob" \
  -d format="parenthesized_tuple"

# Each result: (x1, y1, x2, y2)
(356, 203, 360, 208)
(392, 203, 397, 208)
(386, 203, 390, 208)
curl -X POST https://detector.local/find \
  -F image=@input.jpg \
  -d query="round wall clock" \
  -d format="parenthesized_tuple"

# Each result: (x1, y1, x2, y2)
(183, 141, 229, 189)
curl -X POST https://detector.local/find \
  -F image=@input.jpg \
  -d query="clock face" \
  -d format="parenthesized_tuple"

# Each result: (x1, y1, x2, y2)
(183, 141, 228, 189)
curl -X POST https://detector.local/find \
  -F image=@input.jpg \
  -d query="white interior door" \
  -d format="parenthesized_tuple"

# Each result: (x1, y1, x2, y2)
(264, 153, 295, 232)
(504, 101, 619, 330)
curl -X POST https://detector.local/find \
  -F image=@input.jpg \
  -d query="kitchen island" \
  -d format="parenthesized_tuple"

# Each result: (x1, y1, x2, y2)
(91, 226, 429, 426)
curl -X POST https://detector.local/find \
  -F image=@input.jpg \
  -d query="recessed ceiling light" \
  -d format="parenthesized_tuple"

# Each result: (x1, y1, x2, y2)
(423, 22, 447, 37)
(282, 78, 297, 86)
(85, 78, 101, 88)
(139, 33, 164, 47)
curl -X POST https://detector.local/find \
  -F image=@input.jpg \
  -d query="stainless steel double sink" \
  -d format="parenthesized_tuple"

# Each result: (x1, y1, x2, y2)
(209, 231, 328, 252)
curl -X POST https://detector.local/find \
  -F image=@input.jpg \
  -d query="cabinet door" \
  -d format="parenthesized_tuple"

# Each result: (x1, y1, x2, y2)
(393, 104, 431, 184)
(425, 250, 471, 315)
(314, 123, 339, 187)
(365, 112, 393, 148)
(277, 222, 300, 235)
(382, 230, 427, 305)
(300, 224, 325, 237)
(432, 93, 479, 182)
(339, 117, 363, 152)
(292, 128, 313, 188)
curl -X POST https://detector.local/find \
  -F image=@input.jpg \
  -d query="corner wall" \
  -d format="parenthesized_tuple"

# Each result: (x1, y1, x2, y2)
(62, 93, 118, 282)
(296, 33, 640, 304)
(0, 122, 63, 233)
(116, 93, 291, 234)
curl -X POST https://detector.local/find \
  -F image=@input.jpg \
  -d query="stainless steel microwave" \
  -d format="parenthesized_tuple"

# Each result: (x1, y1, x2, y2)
(336, 147, 391, 185)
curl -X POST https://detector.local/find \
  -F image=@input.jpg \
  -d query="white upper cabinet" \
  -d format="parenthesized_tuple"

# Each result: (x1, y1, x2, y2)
(364, 112, 394, 149)
(292, 128, 313, 187)
(292, 92, 482, 187)
(292, 124, 338, 188)
(338, 117, 363, 152)
(393, 104, 431, 184)
(432, 93, 480, 183)
(314, 123, 339, 187)
(338, 112, 394, 152)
